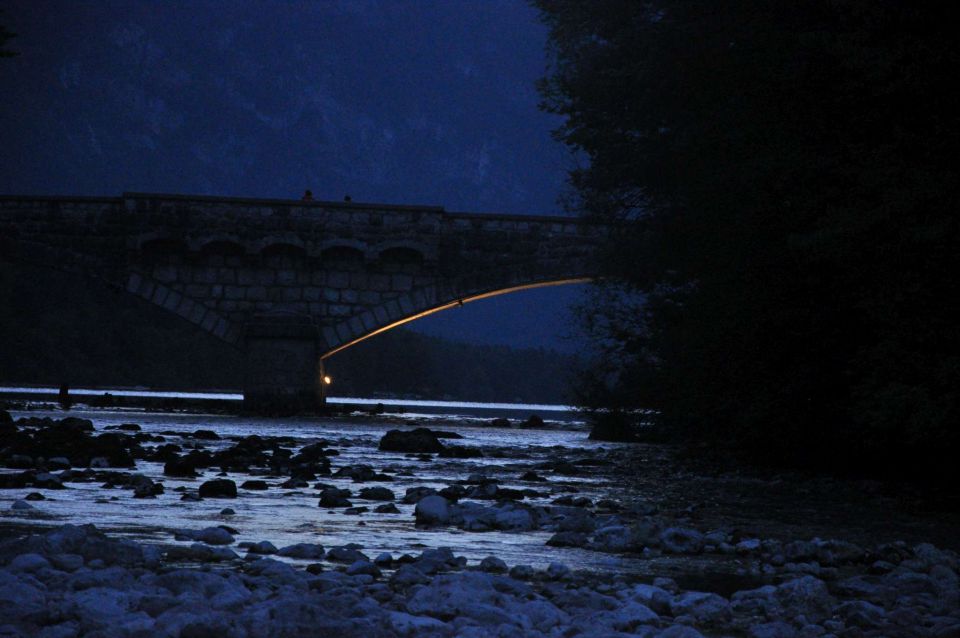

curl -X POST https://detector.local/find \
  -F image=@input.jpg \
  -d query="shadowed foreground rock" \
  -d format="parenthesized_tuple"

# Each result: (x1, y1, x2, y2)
(2, 524, 957, 638)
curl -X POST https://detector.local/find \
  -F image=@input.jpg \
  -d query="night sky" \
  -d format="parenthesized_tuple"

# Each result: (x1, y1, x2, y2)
(0, 0, 586, 352)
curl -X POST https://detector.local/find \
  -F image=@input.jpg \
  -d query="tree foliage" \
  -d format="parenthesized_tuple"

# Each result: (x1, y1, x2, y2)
(536, 1, 960, 476)
(1, 12, 17, 58)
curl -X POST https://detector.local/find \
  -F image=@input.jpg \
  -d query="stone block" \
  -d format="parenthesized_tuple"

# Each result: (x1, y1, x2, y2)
(153, 265, 177, 283)
(311, 271, 327, 285)
(189, 304, 207, 324)
(186, 284, 210, 298)
(217, 267, 236, 283)
(308, 302, 326, 314)
(398, 294, 414, 314)
(246, 286, 266, 301)
(126, 272, 142, 293)
(213, 318, 228, 339)
(176, 297, 194, 318)
(391, 274, 413, 291)
(163, 290, 182, 312)
(373, 306, 389, 325)
(303, 287, 323, 301)
(211, 284, 223, 298)
(237, 269, 257, 285)
(340, 289, 358, 304)
(336, 323, 352, 343)
(323, 327, 338, 347)
(225, 285, 245, 300)
(370, 274, 391, 291)
(194, 267, 218, 284)
(328, 272, 349, 288)
(282, 288, 301, 302)
(329, 304, 350, 317)
(257, 270, 276, 285)
(151, 285, 170, 305)
(323, 288, 339, 302)
(360, 290, 380, 305)
(277, 270, 296, 286)
(349, 272, 368, 288)
(136, 278, 155, 300)
(349, 316, 364, 337)
(385, 299, 402, 320)
(361, 311, 377, 331)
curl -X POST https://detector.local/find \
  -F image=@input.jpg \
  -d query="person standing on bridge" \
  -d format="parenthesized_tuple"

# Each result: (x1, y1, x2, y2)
(301, 190, 314, 202)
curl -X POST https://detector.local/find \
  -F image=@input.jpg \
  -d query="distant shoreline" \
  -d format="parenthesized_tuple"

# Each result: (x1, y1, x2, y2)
(0, 384, 580, 418)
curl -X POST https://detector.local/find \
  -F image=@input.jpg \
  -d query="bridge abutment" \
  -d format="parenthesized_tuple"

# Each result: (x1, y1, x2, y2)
(243, 315, 324, 414)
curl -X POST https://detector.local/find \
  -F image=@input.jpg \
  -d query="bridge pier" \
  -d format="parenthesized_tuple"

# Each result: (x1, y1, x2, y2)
(243, 315, 324, 414)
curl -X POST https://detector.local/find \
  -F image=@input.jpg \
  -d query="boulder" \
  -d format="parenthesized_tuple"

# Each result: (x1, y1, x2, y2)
(163, 457, 197, 478)
(378, 428, 445, 453)
(479, 556, 508, 573)
(318, 487, 353, 508)
(415, 495, 453, 526)
(359, 486, 395, 501)
(278, 543, 325, 559)
(198, 479, 237, 498)
(241, 480, 269, 490)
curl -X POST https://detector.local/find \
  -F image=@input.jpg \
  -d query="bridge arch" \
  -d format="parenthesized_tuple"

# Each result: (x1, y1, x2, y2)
(321, 259, 595, 357)
(0, 236, 242, 346)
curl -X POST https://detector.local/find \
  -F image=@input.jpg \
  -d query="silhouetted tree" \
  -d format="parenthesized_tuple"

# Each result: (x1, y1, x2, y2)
(536, 1, 960, 477)
(1, 13, 17, 58)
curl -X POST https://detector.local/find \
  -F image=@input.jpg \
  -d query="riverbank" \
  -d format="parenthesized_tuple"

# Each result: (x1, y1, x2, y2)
(2, 408, 959, 636)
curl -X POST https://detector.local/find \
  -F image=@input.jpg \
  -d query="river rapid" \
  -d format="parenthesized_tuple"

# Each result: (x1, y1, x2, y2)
(1, 402, 640, 573)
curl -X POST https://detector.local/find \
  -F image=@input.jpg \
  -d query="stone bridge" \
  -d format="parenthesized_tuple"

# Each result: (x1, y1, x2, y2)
(0, 192, 608, 411)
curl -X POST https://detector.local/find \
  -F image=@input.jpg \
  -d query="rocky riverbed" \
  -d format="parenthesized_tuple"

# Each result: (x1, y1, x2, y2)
(2, 407, 960, 636)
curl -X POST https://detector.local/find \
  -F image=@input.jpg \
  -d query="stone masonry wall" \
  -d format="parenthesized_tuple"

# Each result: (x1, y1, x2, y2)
(0, 193, 608, 353)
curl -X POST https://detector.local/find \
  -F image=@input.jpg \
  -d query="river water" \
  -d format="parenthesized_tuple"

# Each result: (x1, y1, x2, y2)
(1, 399, 642, 574)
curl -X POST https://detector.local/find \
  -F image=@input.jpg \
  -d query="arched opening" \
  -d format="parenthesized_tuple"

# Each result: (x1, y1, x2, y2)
(322, 277, 591, 358)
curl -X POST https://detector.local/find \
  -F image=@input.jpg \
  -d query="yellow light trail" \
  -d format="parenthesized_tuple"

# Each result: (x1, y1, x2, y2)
(321, 277, 592, 358)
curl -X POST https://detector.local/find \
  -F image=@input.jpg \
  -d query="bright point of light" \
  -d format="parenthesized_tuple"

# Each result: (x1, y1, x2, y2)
(323, 375, 332, 385)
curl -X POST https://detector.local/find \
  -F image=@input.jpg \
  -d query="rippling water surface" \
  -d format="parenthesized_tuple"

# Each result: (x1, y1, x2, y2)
(1, 401, 641, 573)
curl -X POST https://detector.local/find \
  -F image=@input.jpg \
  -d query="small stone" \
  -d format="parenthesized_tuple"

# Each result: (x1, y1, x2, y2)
(220, 508, 235, 515)
(375, 503, 400, 514)
(10, 499, 33, 510)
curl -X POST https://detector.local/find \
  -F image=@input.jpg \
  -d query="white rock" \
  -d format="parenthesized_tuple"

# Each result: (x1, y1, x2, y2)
(388, 611, 448, 636)
(0, 571, 46, 617)
(669, 591, 730, 622)
(749, 621, 800, 638)
(775, 576, 834, 622)
(602, 600, 659, 631)
(9, 553, 50, 572)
